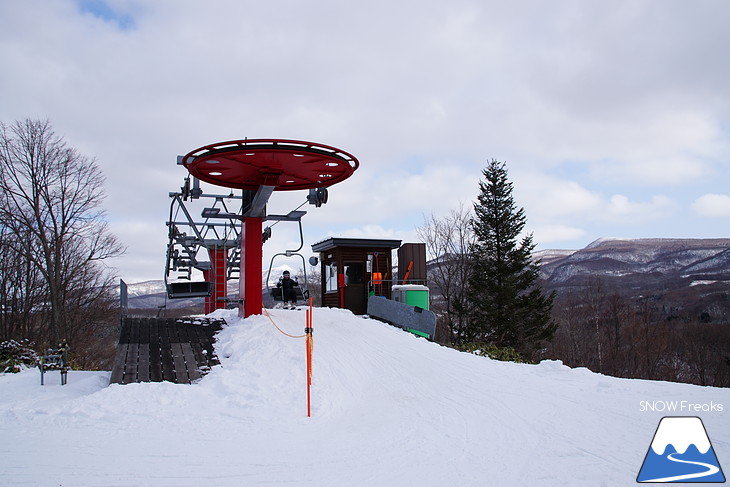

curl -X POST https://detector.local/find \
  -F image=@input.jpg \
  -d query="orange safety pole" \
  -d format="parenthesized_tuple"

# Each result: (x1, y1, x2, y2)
(305, 296, 313, 417)
(402, 260, 413, 284)
(308, 297, 313, 385)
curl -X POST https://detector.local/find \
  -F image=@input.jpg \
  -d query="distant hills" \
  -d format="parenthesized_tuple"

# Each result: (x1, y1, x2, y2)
(535, 238, 730, 325)
(123, 238, 730, 322)
(536, 238, 730, 294)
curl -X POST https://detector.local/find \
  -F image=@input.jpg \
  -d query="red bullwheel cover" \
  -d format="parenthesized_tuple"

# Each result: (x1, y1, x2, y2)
(181, 139, 359, 191)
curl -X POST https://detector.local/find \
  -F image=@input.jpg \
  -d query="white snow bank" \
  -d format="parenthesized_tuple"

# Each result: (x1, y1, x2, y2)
(1, 307, 728, 486)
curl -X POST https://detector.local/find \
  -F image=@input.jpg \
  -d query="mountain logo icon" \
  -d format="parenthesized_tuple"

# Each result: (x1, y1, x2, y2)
(637, 416, 726, 483)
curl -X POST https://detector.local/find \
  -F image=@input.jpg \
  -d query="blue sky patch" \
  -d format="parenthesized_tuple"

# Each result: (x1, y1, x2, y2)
(78, 0, 135, 30)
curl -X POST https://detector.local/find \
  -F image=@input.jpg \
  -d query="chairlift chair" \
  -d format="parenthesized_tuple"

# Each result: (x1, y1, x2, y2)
(262, 207, 314, 305)
(266, 252, 309, 303)
(164, 198, 214, 299)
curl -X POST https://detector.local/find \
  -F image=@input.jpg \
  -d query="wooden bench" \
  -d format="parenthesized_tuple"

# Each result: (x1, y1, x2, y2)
(40, 342, 70, 385)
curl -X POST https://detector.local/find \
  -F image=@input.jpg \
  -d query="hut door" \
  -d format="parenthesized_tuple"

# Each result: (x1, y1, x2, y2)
(343, 261, 366, 314)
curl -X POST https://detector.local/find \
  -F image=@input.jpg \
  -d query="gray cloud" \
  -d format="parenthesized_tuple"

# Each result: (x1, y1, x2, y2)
(2, 0, 729, 280)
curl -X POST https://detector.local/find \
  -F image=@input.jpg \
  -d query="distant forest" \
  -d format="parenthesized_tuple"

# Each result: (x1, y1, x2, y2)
(542, 279, 730, 387)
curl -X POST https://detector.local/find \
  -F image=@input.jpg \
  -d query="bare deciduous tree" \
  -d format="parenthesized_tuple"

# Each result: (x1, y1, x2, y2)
(0, 227, 44, 341)
(417, 203, 475, 344)
(0, 119, 124, 353)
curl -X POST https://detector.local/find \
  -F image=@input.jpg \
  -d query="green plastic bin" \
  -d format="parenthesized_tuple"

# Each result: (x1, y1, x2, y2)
(392, 284, 430, 310)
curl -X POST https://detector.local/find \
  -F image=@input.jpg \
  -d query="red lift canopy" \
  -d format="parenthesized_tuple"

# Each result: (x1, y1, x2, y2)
(180, 139, 359, 191)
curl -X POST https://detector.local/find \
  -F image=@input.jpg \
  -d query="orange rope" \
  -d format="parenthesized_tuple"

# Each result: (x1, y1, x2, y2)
(261, 300, 315, 417)
(262, 307, 307, 339)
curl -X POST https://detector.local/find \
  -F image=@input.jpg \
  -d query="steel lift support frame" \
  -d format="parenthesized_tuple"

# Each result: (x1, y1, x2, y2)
(167, 139, 359, 318)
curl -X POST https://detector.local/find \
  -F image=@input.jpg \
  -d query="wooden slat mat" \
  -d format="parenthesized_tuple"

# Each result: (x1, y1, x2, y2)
(110, 317, 225, 385)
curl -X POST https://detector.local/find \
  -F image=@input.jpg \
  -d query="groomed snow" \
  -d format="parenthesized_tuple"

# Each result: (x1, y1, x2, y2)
(1, 307, 728, 486)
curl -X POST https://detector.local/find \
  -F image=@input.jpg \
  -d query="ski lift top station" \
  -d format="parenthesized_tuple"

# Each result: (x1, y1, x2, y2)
(166, 139, 359, 318)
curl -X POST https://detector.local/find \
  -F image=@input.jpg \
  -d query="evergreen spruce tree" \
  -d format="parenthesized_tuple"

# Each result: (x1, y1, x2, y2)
(466, 160, 556, 358)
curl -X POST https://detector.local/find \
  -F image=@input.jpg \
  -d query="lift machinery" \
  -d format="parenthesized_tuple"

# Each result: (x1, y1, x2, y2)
(164, 139, 359, 317)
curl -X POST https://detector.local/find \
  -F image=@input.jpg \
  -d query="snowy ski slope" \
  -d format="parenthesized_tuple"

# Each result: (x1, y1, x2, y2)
(1, 307, 728, 486)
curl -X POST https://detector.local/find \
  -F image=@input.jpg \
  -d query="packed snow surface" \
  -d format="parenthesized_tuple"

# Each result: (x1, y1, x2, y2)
(1, 308, 728, 486)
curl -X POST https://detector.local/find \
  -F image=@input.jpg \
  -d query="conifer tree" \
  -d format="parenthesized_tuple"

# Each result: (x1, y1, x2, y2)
(466, 160, 556, 358)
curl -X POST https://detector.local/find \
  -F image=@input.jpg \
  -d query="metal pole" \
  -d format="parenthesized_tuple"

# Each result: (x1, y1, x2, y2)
(239, 217, 263, 318)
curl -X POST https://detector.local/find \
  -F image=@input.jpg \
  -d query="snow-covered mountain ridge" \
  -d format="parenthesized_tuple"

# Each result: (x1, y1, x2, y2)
(536, 238, 730, 288)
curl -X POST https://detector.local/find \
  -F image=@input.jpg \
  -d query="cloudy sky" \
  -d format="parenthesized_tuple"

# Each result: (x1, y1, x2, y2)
(1, 0, 729, 283)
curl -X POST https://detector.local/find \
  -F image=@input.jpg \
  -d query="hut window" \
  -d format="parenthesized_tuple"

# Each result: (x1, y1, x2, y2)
(325, 262, 338, 293)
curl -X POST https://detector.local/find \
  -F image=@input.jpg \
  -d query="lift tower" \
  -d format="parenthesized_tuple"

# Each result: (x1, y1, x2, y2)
(165, 139, 359, 317)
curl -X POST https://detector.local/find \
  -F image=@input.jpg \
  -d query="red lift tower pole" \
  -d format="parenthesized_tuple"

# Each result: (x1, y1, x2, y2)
(240, 217, 263, 317)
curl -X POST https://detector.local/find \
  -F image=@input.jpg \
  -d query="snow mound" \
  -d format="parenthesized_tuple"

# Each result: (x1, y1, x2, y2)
(1, 308, 728, 486)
